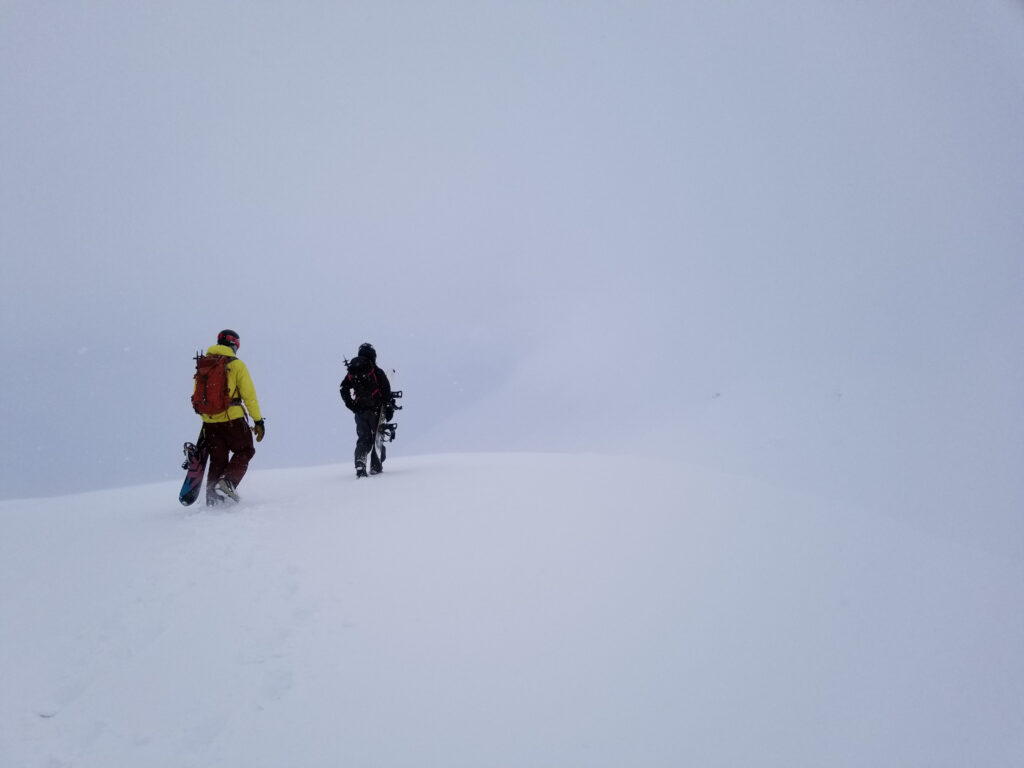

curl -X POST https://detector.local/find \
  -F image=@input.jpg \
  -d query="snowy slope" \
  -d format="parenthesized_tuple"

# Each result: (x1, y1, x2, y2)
(1, 453, 1021, 767)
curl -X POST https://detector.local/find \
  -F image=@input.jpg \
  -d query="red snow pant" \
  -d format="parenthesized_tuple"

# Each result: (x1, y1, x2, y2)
(203, 418, 255, 501)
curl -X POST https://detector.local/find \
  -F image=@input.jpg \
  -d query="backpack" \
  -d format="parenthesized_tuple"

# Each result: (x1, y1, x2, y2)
(344, 357, 384, 410)
(191, 353, 233, 415)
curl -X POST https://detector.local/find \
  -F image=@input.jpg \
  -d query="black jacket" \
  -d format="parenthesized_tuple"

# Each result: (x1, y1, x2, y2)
(340, 356, 392, 413)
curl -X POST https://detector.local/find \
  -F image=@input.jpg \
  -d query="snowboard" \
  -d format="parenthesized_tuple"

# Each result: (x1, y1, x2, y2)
(179, 434, 209, 506)
(370, 407, 386, 474)
(370, 381, 402, 474)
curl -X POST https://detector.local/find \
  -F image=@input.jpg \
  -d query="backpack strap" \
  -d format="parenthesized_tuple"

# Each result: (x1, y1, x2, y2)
(222, 356, 246, 416)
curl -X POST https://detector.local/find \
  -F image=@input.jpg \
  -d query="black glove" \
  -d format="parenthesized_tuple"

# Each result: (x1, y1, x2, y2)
(253, 419, 266, 442)
(384, 405, 394, 421)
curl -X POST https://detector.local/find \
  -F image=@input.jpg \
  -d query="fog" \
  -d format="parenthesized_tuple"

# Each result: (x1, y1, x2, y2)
(2, 2, 1022, 555)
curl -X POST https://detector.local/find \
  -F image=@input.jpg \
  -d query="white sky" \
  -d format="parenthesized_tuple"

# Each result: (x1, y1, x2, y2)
(1, 1, 1023, 552)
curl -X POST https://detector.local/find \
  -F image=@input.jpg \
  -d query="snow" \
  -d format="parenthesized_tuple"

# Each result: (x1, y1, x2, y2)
(2, 453, 1021, 767)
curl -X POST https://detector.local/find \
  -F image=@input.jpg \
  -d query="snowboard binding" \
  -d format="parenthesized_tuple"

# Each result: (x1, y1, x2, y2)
(378, 390, 401, 443)
(181, 441, 199, 470)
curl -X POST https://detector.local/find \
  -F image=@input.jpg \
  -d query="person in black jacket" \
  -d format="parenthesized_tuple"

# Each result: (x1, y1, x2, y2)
(340, 342, 393, 477)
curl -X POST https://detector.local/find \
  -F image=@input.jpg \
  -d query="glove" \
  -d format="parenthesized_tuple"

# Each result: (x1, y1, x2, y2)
(253, 419, 266, 442)
(384, 405, 394, 421)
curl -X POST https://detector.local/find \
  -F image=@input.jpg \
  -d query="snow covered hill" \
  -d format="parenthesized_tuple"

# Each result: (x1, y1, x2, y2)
(1, 453, 1021, 767)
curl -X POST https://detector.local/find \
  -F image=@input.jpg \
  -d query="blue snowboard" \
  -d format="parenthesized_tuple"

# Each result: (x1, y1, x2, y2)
(179, 435, 208, 506)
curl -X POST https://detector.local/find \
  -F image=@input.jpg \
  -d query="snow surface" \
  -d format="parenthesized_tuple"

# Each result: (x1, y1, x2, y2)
(2, 453, 1021, 767)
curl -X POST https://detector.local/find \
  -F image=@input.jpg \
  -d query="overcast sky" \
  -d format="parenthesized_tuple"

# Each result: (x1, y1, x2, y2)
(2, 0, 1022, 553)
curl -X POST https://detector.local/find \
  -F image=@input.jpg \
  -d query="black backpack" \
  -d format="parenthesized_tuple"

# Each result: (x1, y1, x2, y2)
(345, 357, 384, 409)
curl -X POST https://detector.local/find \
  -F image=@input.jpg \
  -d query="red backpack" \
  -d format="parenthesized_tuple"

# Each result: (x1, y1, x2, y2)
(191, 354, 233, 415)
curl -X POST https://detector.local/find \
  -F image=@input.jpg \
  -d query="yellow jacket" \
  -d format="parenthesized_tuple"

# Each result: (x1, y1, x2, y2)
(198, 345, 263, 423)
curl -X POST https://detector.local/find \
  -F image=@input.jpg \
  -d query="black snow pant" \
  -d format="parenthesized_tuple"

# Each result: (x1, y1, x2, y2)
(353, 409, 384, 471)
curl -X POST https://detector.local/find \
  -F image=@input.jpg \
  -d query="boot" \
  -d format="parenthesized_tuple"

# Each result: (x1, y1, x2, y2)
(216, 476, 240, 502)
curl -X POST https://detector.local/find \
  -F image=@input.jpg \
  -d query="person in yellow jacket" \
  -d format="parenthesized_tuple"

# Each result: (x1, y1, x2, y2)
(200, 329, 265, 505)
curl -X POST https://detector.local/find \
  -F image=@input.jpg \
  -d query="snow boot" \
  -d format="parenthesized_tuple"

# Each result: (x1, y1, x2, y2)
(216, 476, 240, 502)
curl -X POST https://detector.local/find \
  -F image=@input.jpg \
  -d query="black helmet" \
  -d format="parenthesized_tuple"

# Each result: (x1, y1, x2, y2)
(217, 329, 240, 352)
(358, 342, 376, 362)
